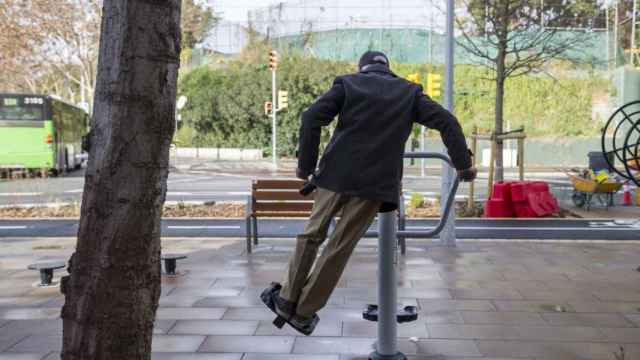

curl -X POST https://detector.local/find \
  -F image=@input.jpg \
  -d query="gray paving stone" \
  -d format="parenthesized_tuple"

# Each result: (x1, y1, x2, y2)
(459, 311, 546, 325)
(421, 310, 464, 324)
(151, 353, 242, 360)
(491, 300, 575, 313)
(1, 320, 61, 336)
(451, 288, 523, 300)
(599, 327, 640, 343)
(169, 320, 258, 335)
(418, 299, 495, 312)
(154, 320, 178, 334)
(254, 319, 342, 336)
(222, 307, 274, 321)
(344, 320, 428, 338)
(0, 353, 49, 360)
(151, 335, 206, 352)
(427, 324, 523, 340)
(7, 335, 60, 353)
(0, 334, 29, 353)
(540, 312, 636, 327)
(158, 296, 204, 308)
(625, 313, 640, 326)
(397, 339, 482, 356)
(0, 309, 59, 320)
(155, 308, 226, 320)
(166, 288, 241, 297)
(199, 335, 294, 353)
(475, 340, 620, 360)
(292, 337, 375, 354)
(243, 355, 339, 360)
(193, 296, 264, 308)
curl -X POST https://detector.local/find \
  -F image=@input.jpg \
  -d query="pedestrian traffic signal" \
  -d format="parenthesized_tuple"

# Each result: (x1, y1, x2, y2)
(264, 101, 273, 115)
(427, 73, 441, 97)
(268, 50, 278, 71)
(278, 90, 288, 110)
(406, 73, 421, 84)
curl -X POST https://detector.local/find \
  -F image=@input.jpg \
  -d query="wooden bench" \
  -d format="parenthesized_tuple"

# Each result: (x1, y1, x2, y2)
(245, 179, 407, 254)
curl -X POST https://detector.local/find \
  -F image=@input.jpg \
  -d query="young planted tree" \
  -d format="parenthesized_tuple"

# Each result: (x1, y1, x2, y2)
(457, 0, 602, 180)
(60, 1, 181, 359)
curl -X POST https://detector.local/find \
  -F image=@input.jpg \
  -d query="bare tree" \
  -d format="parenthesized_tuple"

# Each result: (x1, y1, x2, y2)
(457, 0, 602, 181)
(60, 0, 181, 359)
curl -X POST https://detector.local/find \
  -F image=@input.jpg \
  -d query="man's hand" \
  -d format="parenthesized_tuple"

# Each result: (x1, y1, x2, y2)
(296, 168, 310, 181)
(457, 167, 477, 182)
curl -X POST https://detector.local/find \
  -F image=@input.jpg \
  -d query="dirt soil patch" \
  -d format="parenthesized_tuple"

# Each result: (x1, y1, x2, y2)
(0, 203, 247, 218)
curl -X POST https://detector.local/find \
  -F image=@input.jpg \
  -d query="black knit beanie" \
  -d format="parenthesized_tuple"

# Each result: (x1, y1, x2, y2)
(358, 51, 390, 71)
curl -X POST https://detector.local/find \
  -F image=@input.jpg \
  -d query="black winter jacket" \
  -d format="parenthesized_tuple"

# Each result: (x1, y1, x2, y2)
(298, 64, 471, 212)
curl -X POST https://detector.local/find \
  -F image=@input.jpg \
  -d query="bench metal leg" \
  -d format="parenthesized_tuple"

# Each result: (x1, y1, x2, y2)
(164, 259, 178, 275)
(246, 216, 253, 254)
(39, 269, 54, 286)
(252, 216, 258, 246)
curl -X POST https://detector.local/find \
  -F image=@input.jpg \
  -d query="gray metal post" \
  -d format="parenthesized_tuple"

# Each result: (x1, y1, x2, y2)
(440, 0, 457, 246)
(272, 69, 278, 169)
(372, 211, 405, 360)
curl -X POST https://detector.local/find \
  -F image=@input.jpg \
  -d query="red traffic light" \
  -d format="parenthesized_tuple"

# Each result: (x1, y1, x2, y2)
(264, 101, 273, 115)
(268, 50, 278, 71)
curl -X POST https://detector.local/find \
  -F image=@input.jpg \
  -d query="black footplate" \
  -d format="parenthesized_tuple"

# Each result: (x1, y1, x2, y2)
(363, 304, 418, 323)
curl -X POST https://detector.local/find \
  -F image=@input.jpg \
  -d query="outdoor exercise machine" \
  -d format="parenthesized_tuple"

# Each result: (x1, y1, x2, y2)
(363, 152, 459, 360)
(601, 100, 640, 188)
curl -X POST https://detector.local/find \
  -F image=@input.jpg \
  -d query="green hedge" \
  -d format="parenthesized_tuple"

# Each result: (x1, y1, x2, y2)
(177, 56, 608, 154)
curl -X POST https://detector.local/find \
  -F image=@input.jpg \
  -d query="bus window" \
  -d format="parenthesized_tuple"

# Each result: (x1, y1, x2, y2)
(0, 106, 43, 121)
(0, 96, 44, 122)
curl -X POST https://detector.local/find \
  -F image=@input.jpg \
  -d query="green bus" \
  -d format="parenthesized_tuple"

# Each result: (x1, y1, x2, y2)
(0, 93, 89, 174)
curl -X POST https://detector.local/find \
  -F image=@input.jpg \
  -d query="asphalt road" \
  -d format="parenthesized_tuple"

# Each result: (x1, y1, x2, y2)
(0, 168, 496, 207)
(1, 218, 638, 240)
(0, 164, 575, 207)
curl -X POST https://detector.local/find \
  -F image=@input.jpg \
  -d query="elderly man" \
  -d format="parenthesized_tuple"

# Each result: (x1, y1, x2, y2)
(262, 51, 477, 335)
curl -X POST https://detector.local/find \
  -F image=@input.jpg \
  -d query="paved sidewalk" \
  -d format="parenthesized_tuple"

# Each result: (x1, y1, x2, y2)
(1, 237, 639, 360)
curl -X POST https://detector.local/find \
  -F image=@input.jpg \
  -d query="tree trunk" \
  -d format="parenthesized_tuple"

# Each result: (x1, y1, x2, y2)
(60, 1, 181, 359)
(494, 45, 506, 182)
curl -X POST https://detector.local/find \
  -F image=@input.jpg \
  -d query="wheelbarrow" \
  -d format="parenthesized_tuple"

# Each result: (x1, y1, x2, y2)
(568, 174, 623, 211)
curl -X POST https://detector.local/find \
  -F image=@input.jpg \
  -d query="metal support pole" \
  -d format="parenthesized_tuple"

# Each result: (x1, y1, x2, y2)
(420, 127, 426, 177)
(441, 0, 456, 246)
(371, 211, 405, 360)
(272, 69, 278, 169)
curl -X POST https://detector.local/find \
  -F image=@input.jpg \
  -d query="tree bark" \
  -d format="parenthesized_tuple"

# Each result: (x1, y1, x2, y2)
(494, 44, 507, 182)
(60, 1, 181, 359)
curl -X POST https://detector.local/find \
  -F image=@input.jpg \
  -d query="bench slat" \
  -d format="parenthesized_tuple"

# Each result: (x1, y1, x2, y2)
(253, 179, 306, 190)
(254, 211, 312, 217)
(254, 202, 314, 212)
(254, 191, 314, 201)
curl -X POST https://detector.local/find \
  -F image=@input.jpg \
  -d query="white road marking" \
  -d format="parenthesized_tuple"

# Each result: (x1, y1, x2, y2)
(64, 189, 84, 194)
(166, 191, 250, 196)
(0, 192, 43, 196)
(0, 226, 28, 230)
(407, 226, 638, 231)
(166, 176, 211, 185)
(167, 225, 241, 230)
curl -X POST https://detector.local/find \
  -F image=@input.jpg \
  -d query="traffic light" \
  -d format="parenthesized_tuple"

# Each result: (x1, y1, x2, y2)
(406, 73, 421, 84)
(264, 101, 273, 115)
(268, 50, 278, 71)
(427, 73, 442, 97)
(278, 90, 288, 110)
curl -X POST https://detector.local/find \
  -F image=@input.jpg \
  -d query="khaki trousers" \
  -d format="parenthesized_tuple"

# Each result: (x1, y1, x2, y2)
(280, 187, 381, 317)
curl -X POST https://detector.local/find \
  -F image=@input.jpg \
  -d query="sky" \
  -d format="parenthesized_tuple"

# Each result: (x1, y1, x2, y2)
(209, 0, 277, 23)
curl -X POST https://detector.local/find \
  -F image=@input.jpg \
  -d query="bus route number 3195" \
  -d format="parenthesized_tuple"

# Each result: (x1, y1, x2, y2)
(24, 97, 44, 105)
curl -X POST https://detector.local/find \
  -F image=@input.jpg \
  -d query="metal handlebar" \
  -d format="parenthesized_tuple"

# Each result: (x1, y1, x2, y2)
(365, 151, 459, 239)
(400, 152, 459, 238)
